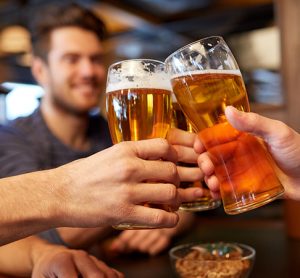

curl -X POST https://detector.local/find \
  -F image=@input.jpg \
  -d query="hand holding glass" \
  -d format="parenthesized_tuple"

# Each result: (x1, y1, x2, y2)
(106, 59, 172, 229)
(165, 36, 284, 215)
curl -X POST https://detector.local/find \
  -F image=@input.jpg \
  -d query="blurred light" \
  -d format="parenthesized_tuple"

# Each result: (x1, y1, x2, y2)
(0, 25, 31, 54)
(2, 82, 44, 120)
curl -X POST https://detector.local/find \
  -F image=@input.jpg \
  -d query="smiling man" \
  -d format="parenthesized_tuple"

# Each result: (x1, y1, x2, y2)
(0, 2, 113, 248)
(0, 2, 208, 277)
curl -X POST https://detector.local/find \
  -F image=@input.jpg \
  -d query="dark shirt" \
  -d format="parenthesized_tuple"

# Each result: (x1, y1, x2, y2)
(0, 107, 112, 245)
(0, 108, 112, 177)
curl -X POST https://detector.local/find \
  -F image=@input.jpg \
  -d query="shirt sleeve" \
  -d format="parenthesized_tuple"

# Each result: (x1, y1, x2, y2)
(38, 229, 69, 247)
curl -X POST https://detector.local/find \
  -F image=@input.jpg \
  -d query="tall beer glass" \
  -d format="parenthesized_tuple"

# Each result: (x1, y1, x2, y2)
(106, 59, 172, 229)
(165, 36, 284, 215)
(171, 96, 221, 211)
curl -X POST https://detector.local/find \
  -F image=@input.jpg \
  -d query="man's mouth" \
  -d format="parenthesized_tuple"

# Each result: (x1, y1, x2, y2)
(73, 83, 99, 92)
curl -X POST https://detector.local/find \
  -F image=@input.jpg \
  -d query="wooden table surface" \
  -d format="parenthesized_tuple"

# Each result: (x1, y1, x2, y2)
(94, 204, 300, 278)
(102, 220, 298, 278)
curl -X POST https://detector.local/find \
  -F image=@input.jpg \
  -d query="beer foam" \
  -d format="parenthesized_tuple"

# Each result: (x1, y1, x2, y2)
(106, 60, 172, 93)
(171, 69, 242, 79)
(106, 75, 171, 93)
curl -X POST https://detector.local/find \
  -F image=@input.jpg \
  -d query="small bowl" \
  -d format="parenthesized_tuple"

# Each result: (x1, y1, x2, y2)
(169, 242, 255, 278)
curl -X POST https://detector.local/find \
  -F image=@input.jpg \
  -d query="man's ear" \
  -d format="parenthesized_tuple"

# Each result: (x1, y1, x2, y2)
(31, 57, 49, 87)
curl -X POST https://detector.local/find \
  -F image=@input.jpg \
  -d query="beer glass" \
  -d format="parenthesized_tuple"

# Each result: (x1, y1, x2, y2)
(171, 96, 221, 211)
(106, 59, 172, 229)
(165, 36, 284, 215)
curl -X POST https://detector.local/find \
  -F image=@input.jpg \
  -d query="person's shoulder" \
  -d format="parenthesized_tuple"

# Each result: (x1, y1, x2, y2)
(0, 109, 42, 142)
(0, 118, 34, 157)
(4, 109, 41, 135)
(0, 124, 19, 136)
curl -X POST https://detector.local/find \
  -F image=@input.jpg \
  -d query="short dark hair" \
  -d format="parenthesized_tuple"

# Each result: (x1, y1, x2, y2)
(30, 2, 107, 61)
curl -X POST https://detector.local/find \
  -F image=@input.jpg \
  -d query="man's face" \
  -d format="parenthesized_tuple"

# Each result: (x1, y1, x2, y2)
(44, 27, 106, 115)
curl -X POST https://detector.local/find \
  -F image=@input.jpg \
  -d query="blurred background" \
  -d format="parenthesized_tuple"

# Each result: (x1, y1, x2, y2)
(3, 2, 300, 274)
(0, 0, 287, 123)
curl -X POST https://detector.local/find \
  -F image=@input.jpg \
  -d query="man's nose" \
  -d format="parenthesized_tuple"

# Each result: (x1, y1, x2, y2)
(79, 59, 95, 76)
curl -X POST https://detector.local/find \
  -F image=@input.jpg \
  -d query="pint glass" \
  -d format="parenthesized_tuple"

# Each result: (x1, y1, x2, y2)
(171, 97, 221, 211)
(165, 36, 284, 215)
(106, 59, 172, 229)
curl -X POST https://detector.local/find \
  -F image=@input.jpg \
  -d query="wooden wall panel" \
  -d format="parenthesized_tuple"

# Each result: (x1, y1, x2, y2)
(276, 0, 300, 131)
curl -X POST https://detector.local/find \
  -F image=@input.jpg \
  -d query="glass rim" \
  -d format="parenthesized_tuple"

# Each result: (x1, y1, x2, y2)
(169, 242, 256, 261)
(106, 58, 170, 93)
(108, 58, 165, 70)
(165, 35, 225, 64)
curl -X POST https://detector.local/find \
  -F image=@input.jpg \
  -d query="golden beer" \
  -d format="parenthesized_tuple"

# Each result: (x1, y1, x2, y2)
(106, 59, 173, 229)
(171, 101, 221, 211)
(171, 71, 284, 214)
(171, 71, 249, 130)
(107, 88, 171, 144)
(171, 102, 193, 133)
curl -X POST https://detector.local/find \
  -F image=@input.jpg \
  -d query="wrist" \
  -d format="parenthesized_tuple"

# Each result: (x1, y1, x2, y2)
(41, 166, 75, 227)
(30, 236, 66, 268)
(34, 168, 69, 228)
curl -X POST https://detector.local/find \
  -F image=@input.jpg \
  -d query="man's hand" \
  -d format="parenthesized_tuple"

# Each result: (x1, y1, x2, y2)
(32, 245, 123, 278)
(195, 106, 300, 200)
(56, 138, 203, 229)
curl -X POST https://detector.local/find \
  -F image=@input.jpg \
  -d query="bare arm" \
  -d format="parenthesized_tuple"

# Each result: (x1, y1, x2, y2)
(0, 237, 35, 275)
(0, 139, 203, 245)
(0, 170, 63, 245)
(0, 236, 123, 277)
(195, 106, 300, 200)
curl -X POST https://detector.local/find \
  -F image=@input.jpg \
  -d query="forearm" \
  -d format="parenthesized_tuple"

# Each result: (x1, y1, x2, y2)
(0, 236, 52, 276)
(0, 169, 67, 245)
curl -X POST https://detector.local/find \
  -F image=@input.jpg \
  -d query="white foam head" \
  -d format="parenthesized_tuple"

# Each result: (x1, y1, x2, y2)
(171, 69, 242, 79)
(106, 60, 172, 93)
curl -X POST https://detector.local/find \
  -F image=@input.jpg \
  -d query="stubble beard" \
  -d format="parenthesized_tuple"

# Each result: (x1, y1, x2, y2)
(51, 92, 92, 118)
(48, 74, 101, 118)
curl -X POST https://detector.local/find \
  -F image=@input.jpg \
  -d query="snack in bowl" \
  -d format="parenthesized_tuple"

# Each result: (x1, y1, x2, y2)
(169, 242, 255, 278)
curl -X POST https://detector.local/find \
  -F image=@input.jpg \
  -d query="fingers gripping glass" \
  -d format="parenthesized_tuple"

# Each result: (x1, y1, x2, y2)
(165, 36, 284, 215)
(171, 96, 221, 212)
(106, 59, 172, 229)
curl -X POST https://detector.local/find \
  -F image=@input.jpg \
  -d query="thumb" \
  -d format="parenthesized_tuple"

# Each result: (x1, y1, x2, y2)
(225, 106, 281, 142)
(225, 106, 300, 177)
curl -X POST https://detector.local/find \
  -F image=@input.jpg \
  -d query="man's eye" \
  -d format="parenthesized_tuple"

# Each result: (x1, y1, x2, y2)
(64, 56, 78, 63)
(92, 56, 103, 64)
